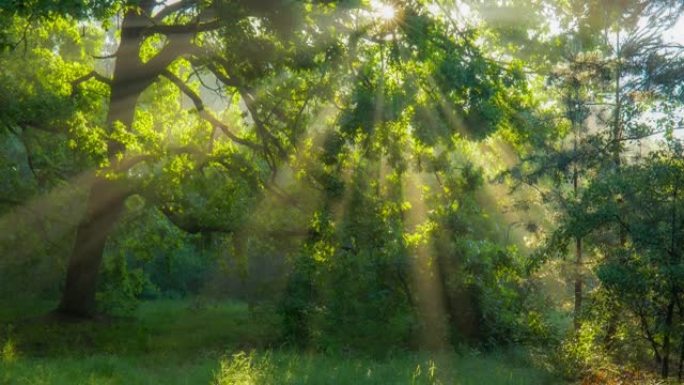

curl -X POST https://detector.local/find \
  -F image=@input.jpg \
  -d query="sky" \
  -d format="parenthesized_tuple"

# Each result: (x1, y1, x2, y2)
(664, 14, 684, 46)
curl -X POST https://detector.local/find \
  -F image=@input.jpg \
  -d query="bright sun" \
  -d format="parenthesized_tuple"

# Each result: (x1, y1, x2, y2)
(371, 1, 396, 21)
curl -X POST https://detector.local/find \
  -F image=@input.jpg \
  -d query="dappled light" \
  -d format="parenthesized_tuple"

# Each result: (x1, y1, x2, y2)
(2, 0, 684, 384)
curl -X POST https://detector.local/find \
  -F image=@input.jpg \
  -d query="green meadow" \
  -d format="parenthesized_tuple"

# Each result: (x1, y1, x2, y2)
(0, 300, 555, 385)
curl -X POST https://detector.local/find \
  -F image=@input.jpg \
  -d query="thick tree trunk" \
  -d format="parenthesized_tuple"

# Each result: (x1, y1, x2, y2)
(56, 91, 138, 317)
(57, 178, 128, 316)
(56, 6, 152, 317)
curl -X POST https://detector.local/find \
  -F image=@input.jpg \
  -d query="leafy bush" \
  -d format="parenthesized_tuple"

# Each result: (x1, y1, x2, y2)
(552, 322, 607, 379)
(213, 351, 272, 385)
(97, 250, 146, 315)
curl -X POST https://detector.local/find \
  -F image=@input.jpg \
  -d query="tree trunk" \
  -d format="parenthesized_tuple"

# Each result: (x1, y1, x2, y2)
(56, 89, 138, 316)
(573, 236, 582, 330)
(678, 329, 684, 382)
(571, 82, 583, 331)
(662, 296, 675, 379)
(57, 6, 152, 317)
(434, 240, 480, 344)
(57, 177, 128, 316)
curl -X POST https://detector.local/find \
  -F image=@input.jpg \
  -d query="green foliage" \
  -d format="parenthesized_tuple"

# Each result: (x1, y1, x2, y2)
(280, 168, 415, 353)
(552, 322, 608, 379)
(429, 175, 549, 346)
(97, 249, 146, 315)
(1, 337, 18, 363)
(546, 142, 684, 377)
(214, 351, 272, 385)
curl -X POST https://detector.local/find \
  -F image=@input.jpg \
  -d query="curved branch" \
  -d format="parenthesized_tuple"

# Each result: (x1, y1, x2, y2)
(70, 71, 111, 96)
(142, 35, 200, 77)
(111, 144, 204, 173)
(153, 0, 196, 22)
(197, 61, 281, 153)
(202, 60, 241, 88)
(239, 89, 286, 159)
(160, 69, 260, 150)
(147, 6, 218, 36)
(91, 52, 117, 59)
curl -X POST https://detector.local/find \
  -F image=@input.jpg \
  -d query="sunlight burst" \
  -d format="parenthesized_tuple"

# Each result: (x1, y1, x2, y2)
(371, 1, 396, 21)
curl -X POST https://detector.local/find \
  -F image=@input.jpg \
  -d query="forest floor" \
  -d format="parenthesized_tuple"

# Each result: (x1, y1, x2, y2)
(0, 299, 559, 385)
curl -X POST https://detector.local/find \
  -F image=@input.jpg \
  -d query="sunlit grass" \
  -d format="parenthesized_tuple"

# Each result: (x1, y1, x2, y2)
(0, 299, 557, 385)
(0, 350, 556, 385)
(212, 350, 555, 385)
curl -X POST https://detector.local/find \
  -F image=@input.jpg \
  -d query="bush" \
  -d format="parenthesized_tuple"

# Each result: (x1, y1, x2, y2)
(213, 351, 272, 385)
(551, 322, 608, 380)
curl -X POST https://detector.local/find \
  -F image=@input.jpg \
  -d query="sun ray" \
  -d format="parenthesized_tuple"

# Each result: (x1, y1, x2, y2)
(0, 170, 94, 264)
(401, 170, 450, 351)
(388, 13, 542, 253)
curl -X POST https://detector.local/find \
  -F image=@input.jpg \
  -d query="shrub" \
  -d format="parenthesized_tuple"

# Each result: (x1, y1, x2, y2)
(213, 351, 272, 385)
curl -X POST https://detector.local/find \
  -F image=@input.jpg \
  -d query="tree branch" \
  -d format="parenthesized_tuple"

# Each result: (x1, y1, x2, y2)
(146, 5, 218, 37)
(159, 203, 310, 237)
(91, 52, 117, 59)
(158, 206, 231, 234)
(160, 69, 260, 150)
(147, 19, 219, 35)
(195, 61, 282, 169)
(202, 60, 241, 88)
(70, 71, 111, 96)
(153, 0, 195, 22)
(111, 144, 204, 173)
(198, 61, 277, 152)
(239, 89, 287, 159)
(636, 306, 663, 364)
(141, 34, 200, 78)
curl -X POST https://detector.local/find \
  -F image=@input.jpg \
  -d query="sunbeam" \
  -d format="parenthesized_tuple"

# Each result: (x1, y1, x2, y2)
(402, 171, 449, 350)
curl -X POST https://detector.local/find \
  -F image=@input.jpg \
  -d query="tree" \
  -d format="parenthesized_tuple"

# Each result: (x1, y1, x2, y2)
(528, 0, 684, 377)
(0, 0, 352, 317)
(1, 0, 545, 321)
(508, 0, 684, 333)
(564, 141, 684, 379)
(549, 51, 609, 330)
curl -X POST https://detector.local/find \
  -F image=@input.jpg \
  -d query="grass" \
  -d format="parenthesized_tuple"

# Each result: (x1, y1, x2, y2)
(0, 299, 558, 385)
(212, 350, 556, 385)
(0, 350, 555, 385)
